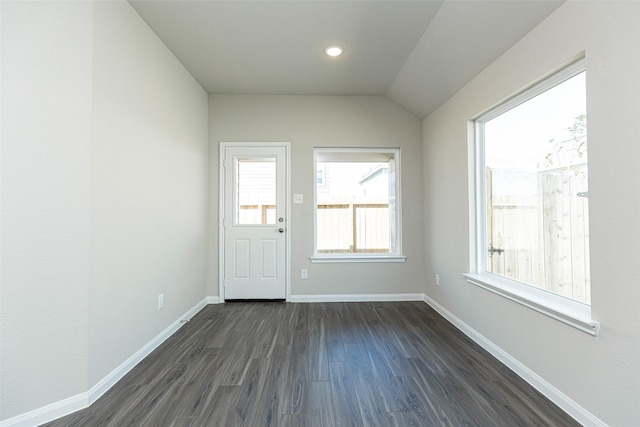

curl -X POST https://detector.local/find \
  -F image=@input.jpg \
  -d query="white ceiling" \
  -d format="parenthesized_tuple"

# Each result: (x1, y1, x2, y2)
(128, 0, 564, 119)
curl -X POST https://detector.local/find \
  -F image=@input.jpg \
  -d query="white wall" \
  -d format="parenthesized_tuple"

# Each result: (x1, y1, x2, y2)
(208, 95, 425, 299)
(0, 0, 209, 421)
(1, 1, 93, 419)
(422, 2, 640, 425)
(7, 0, 638, 424)
(88, 0, 208, 387)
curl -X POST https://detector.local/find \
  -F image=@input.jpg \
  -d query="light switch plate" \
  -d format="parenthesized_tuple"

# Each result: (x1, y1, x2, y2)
(293, 194, 304, 204)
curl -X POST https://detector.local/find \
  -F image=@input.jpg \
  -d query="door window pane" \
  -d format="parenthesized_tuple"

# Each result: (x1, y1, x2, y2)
(235, 158, 276, 225)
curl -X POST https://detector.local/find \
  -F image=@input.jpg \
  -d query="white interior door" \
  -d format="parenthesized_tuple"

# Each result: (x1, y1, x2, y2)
(221, 144, 287, 300)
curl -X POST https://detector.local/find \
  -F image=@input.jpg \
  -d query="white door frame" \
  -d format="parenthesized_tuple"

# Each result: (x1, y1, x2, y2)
(218, 142, 291, 301)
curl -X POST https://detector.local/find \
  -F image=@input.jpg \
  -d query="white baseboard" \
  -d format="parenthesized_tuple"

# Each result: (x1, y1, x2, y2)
(289, 293, 425, 303)
(206, 295, 221, 304)
(87, 297, 209, 404)
(0, 297, 210, 427)
(3, 294, 604, 427)
(0, 393, 89, 427)
(422, 294, 607, 427)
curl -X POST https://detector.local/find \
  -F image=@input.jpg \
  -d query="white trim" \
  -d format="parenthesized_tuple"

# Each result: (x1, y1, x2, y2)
(467, 58, 594, 333)
(0, 298, 209, 427)
(422, 294, 607, 427)
(218, 143, 225, 303)
(218, 142, 291, 302)
(473, 54, 585, 123)
(0, 393, 88, 427)
(87, 297, 208, 404)
(206, 295, 221, 304)
(309, 255, 406, 263)
(313, 147, 404, 260)
(2, 295, 606, 427)
(289, 293, 423, 303)
(315, 148, 397, 162)
(285, 144, 292, 302)
(465, 273, 599, 336)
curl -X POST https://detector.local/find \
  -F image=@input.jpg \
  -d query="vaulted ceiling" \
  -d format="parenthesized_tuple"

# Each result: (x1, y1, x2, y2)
(129, 0, 564, 119)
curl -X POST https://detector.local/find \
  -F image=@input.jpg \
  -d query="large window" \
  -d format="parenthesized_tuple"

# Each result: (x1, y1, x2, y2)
(311, 148, 405, 263)
(467, 58, 598, 335)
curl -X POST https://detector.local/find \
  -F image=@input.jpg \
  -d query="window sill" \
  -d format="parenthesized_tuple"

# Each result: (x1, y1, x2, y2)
(310, 255, 406, 264)
(464, 273, 600, 336)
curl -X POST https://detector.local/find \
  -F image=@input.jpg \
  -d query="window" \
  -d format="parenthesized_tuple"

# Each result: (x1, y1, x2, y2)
(467, 58, 599, 335)
(311, 148, 405, 263)
(235, 157, 276, 225)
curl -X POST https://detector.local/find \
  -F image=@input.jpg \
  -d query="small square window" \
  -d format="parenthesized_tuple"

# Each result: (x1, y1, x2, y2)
(311, 148, 405, 263)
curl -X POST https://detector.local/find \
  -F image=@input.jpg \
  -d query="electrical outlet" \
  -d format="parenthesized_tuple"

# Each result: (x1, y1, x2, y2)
(435, 274, 440, 286)
(158, 293, 165, 310)
(301, 269, 308, 279)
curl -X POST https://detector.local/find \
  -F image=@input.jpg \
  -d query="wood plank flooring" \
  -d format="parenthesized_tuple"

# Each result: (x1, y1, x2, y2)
(44, 301, 580, 426)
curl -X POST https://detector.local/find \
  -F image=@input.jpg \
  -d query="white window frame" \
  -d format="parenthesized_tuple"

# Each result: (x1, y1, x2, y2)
(310, 147, 406, 263)
(465, 58, 599, 335)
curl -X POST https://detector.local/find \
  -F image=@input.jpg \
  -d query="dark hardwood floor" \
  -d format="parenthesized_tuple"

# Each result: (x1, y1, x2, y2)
(44, 301, 580, 426)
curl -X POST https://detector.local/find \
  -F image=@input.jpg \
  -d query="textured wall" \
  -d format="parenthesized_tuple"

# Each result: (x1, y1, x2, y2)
(208, 95, 425, 299)
(421, 2, 640, 425)
(1, 1, 93, 419)
(1, 0, 209, 421)
(89, 0, 208, 386)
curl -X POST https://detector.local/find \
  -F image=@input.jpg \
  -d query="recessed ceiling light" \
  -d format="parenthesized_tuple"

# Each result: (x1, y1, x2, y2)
(325, 45, 344, 57)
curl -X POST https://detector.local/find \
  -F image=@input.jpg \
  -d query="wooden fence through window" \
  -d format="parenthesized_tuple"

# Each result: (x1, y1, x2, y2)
(317, 204, 390, 253)
(486, 166, 590, 304)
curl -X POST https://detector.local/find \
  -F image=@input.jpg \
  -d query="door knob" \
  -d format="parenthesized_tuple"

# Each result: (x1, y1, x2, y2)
(279, 228, 284, 233)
